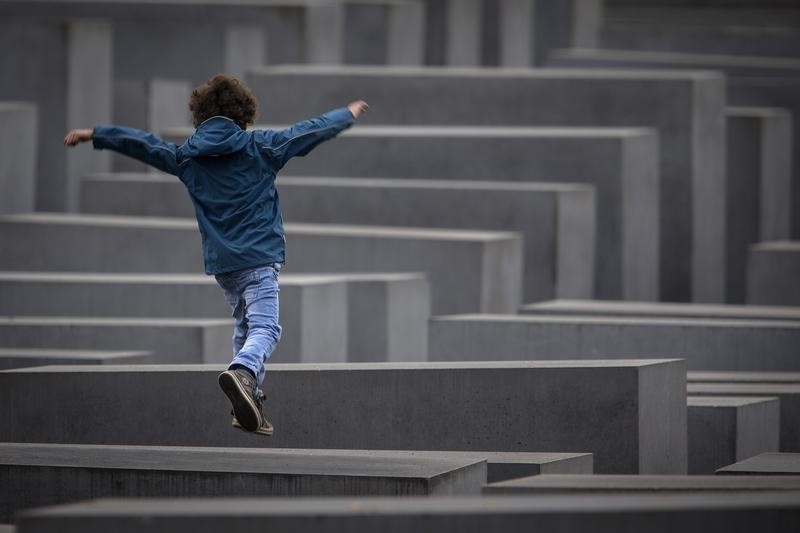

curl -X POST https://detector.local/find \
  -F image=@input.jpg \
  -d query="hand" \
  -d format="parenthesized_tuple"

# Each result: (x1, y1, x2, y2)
(347, 100, 369, 119)
(64, 129, 93, 146)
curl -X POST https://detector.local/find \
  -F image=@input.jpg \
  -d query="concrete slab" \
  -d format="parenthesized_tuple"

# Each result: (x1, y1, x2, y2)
(547, 48, 800, 240)
(688, 396, 780, 474)
(600, 19, 800, 59)
(688, 383, 800, 452)
(688, 371, 800, 384)
(0, 349, 153, 371)
(243, 448, 593, 483)
(0, 271, 349, 364)
(748, 242, 800, 306)
(483, 474, 800, 494)
(0, 360, 688, 474)
(0, 317, 230, 364)
(718, 453, 800, 475)
(0, 103, 36, 215)
(520, 299, 800, 322)
(314, 273, 429, 363)
(0, 443, 486, 522)
(82, 174, 599, 302)
(429, 314, 800, 371)
(16, 492, 800, 533)
(726, 107, 793, 303)
(0, 213, 522, 314)
(245, 65, 727, 302)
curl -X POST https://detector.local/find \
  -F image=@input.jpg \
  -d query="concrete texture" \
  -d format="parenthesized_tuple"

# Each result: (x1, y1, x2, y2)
(0, 349, 153, 370)
(0, 443, 486, 522)
(276, 128, 651, 301)
(0, 271, 350, 364)
(0, 317, 230, 364)
(547, 48, 800, 240)
(424, 0, 601, 67)
(600, 5, 800, 58)
(0, 360, 688, 474)
(718, 453, 800, 475)
(726, 107, 793, 303)
(0, 16, 67, 210)
(687, 396, 780, 474)
(317, 273, 429, 363)
(483, 474, 800, 494)
(748, 242, 800, 306)
(689, 371, 800, 384)
(601, 18, 800, 59)
(82, 174, 598, 303)
(520, 299, 800, 322)
(263, 449, 593, 483)
(0, 103, 36, 215)
(66, 19, 112, 211)
(16, 493, 800, 533)
(0, 213, 522, 314)
(429, 314, 800, 371)
(688, 383, 800, 452)
(246, 65, 727, 303)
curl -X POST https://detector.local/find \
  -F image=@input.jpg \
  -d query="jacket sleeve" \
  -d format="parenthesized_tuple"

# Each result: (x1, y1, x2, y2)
(92, 125, 180, 176)
(259, 107, 354, 169)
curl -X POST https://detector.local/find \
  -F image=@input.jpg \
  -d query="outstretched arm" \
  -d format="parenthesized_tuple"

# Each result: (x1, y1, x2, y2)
(261, 100, 368, 169)
(64, 125, 180, 176)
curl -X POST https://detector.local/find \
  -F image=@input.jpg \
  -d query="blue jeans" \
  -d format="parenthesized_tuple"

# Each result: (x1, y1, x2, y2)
(214, 264, 282, 387)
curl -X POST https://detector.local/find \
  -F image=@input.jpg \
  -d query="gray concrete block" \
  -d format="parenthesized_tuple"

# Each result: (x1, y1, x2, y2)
(17, 492, 800, 533)
(66, 19, 112, 212)
(0, 360, 688, 474)
(0, 17, 68, 211)
(688, 396, 780, 475)
(278, 127, 651, 301)
(748, 242, 800, 306)
(429, 314, 800, 371)
(600, 17, 800, 59)
(317, 273, 430, 363)
(548, 48, 800, 240)
(718, 452, 800, 475)
(0, 213, 522, 314)
(0, 272, 350, 364)
(520, 299, 800, 322)
(0, 103, 36, 215)
(246, 65, 727, 302)
(147, 78, 191, 137)
(726, 107, 793, 303)
(483, 474, 800, 495)
(0, 317, 230, 364)
(0, 443, 486, 522)
(0, 349, 153, 370)
(82, 174, 599, 302)
(269, 449, 593, 483)
(386, 1, 425, 66)
(689, 371, 800, 384)
(688, 383, 800, 452)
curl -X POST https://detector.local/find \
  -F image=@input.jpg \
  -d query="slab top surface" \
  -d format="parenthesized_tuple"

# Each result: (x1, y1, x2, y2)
(0, 359, 682, 374)
(0, 444, 481, 479)
(718, 453, 800, 475)
(485, 474, 800, 491)
(21, 492, 800, 518)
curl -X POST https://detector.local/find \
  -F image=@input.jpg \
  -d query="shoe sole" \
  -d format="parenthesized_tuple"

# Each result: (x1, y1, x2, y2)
(218, 371, 260, 432)
(233, 419, 274, 436)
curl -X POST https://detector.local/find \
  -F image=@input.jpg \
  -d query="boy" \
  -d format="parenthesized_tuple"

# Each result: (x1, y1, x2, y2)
(65, 74, 368, 436)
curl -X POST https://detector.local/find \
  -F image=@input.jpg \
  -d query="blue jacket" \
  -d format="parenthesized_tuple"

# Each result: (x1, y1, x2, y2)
(93, 107, 354, 274)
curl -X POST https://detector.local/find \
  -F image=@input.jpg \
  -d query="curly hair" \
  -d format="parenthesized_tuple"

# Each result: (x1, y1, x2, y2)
(189, 74, 258, 130)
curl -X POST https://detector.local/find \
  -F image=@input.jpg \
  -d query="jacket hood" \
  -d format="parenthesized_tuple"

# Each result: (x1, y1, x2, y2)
(181, 116, 250, 157)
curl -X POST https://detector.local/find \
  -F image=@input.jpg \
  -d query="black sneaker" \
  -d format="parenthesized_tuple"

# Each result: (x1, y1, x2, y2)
(218, 369, 261, 432)
(232, 390, 274, 436)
